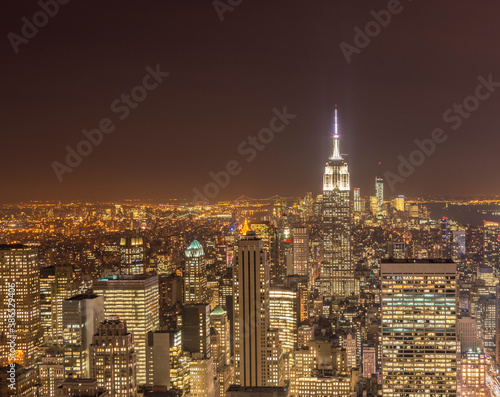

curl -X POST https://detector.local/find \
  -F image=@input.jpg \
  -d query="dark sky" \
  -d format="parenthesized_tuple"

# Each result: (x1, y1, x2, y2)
(3, 0, 500, 203)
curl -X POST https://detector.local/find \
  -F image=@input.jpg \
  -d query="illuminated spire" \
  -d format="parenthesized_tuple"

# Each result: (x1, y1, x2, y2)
(240, 218, 251, 236)
(331, 105, 343, 160)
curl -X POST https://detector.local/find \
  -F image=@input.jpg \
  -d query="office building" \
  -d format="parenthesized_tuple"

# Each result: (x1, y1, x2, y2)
(233, 230, 283, 387)
(189, 354, 215, 397)
(483, 221, 499, 271)
(90, 319, 137, 397)
(63, 294, 104, 378)
(322, 108, 357, 298)
(381, 259, 457, 397)
(51, 264, 77, 344)
(353, 188, 363, 213)
(393, 195, 405, 212)
(0, 244, 42, 369)
(291, 227, 309, 276)
(388, 241, 406, 259)
(362, 344, 377, 379)
(269, 288, 298, 354)
(39, 347, 64, 397)
(457, 352, 487, 397)
(184, 240, 207, 304)
(146, 330, 176, 389)
(182, 304, 211, 358)
(93, 274, 159, 385)
(120, 237, 144, 275)
(375, 176, 384, 214)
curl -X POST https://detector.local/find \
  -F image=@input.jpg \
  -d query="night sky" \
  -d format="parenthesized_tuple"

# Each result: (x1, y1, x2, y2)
(3, 0, 500, 203)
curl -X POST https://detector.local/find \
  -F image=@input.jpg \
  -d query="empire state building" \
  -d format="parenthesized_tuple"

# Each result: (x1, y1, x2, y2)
(321, 107, 357, 298)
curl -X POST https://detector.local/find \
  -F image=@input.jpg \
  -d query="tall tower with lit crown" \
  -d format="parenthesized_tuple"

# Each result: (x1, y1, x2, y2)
(322, 107, 357, 298)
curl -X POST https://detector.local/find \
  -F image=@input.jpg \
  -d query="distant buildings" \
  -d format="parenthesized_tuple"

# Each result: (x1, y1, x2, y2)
(353, 188, 363, 213)
(375, 176, 384, 215)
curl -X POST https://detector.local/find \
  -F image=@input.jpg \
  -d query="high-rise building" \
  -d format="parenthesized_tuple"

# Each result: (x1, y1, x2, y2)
(39, 347, 64, 397)
(190, 354, 215, 397)
(211, 306, 233, 397)
(93, 274, 159, 385)
(375, 176, 384, 214)
(146, 330, 176, 389)
(362, 344, 377, 379)
(233, 231, 283, 387)
(182, 304, 211, 358)
(269, 288, 298, 354)
(457, 312, 481, 353)
(392, 195, 405, 212)
(342, 332, 357, 370)
(90, 319, 137, 397)
(388, 241, 406, 259)
(381, 259, 457, 397)
(63, 293, 104, 378)
(184, 240, 207, 304)
(210, 306, 230, 367)
(353, 188, 362, 213)
(369, 196, 378, 217)
(40, 266, 56, 343)
(120, 237, 144, 275)
(291, 227, 309, 276)
(497, 284, 500, 366)
(483, 221, 499, 271)
(0, 244, 42, 369)
(457, 352, 487, 397)
(322, 108, 356, 298)
(51, 264, 77, 344)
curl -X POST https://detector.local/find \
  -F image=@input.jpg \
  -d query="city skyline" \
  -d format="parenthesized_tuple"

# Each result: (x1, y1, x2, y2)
(2, 2, 500, 396)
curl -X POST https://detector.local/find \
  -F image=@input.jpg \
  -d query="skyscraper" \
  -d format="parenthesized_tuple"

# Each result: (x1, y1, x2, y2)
(63, 293, 104, 378)
(375, 176, 384, 214)
(233, 230, 283, 387)
(269, 287, 298, 353)
(353, 188, 362, 213)
(93, 274, 159, 385)
(291, 227, 309, 276)
(51, 264, 77, 344)
(393, 195, 405, 212)
(90, 319, 137, 397)
(381, 259, 457, 397)
(483, 221, 499, 271)
(0, 244, 42, 369)
(120, 237, 144, 275)
(182, 304, 211, 358)
(184, 240, 207, 304)
(322, 107, 356, 298)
